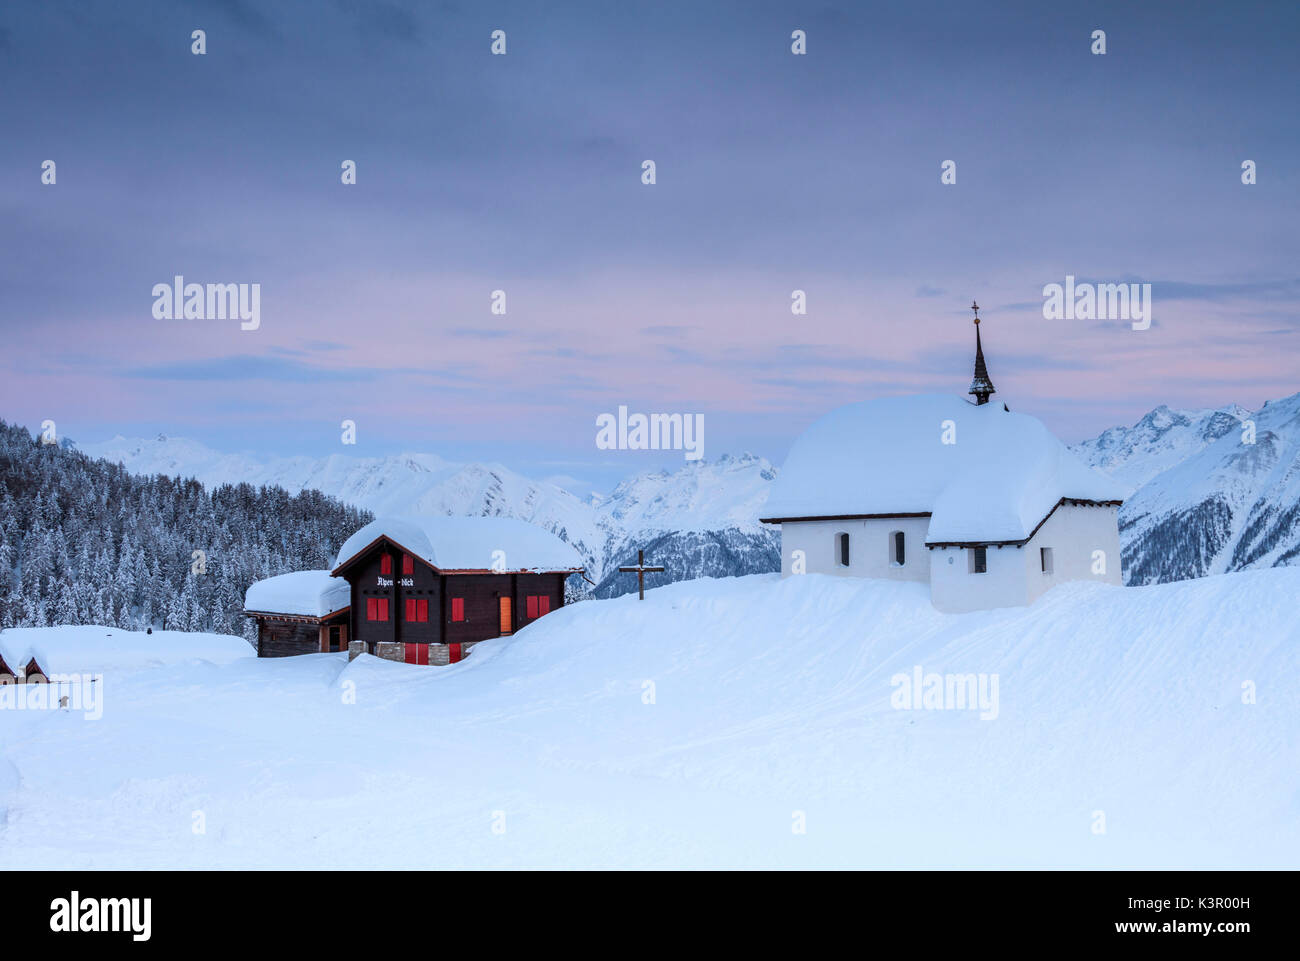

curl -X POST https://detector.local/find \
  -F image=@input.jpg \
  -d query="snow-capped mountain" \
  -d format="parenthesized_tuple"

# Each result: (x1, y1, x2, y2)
(586, 454, 779, 597)
(1070, 403, 1251, 495)
(82, 388, 1300, 593)
(81, 436, 780, 590)
(1073, 393, 1300, 584)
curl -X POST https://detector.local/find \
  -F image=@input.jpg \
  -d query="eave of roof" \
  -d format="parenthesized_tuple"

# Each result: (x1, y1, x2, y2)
(332, 534, 583, 578)
(241, 605, 351, 624)
(923, 497, 1123, 549)
(330, 533, 408, 577)
(758, 511, 932, 525)
(439, 567, 585, 575)
(761, 498, 1123, 547)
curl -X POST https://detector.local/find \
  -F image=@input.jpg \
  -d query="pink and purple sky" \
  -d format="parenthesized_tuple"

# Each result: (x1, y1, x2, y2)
(2, 0, 1297, 492)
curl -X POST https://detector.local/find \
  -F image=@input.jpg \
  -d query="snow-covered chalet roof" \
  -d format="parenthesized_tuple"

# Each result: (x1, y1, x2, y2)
(243, 570, 351, 617)
(761, 394, 1124, 544)
(333, 516, 584, 573)
(0, 625, 251, 676)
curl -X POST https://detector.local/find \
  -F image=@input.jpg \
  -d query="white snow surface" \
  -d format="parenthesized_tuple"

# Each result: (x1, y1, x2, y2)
(244, 571, 350, 617)
(763, 394, 1124, 543)
(1, 570, 1295, 868)
(335, 515, 585, 572)
(0, 625, 251, 676)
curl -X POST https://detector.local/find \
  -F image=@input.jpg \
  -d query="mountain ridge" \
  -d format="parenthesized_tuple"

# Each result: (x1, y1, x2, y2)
(81, 390, 1300, 591)
(80, 435, 780, 589)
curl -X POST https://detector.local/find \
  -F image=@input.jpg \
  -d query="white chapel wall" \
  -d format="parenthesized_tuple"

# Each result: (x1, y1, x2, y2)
(929, 502, 1123, 612)
(779, 516, 931, 583)
(1022, 503, 1123, 604)
(779, 504, 1124, 613)
(928, 543, 1029, 612)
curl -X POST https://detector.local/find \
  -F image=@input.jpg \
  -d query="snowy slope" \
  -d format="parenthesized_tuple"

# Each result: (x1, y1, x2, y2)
(82, 435, 779, 586)
(1, 572, 1295, 868)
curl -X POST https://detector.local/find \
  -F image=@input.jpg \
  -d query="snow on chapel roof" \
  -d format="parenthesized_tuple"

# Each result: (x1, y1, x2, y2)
(243, 570, 351, 617)
(333, 515, 584, 573)
(761, 394, 1124, 544)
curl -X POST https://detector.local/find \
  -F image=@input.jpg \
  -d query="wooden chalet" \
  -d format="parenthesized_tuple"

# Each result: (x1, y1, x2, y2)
(0, 650, 48, 683)
(243, 570, 352, 657)
(244, 516, 584, 666)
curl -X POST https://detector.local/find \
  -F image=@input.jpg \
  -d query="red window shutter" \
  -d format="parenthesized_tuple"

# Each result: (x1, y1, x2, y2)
(366, 597, 377, 621)
(526, 595, 538, 619)
(378, 598, 389, 621)
(380, 554, 392, 576)
(538, 595, 550, 616)
(417, 599, 428, 622)
(402, 553, 413, 576)
(451, 598, 464, 622)
(405, 598, 416, 622)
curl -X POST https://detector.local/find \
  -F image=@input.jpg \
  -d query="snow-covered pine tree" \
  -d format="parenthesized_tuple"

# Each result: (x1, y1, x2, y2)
(0, 418, 371, 635)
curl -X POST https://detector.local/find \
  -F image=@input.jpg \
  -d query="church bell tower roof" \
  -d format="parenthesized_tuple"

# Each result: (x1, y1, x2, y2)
(968, 301, 996, 405)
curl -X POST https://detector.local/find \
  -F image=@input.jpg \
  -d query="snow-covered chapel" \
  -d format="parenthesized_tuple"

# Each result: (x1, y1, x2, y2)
(759, 308, 1125, 612)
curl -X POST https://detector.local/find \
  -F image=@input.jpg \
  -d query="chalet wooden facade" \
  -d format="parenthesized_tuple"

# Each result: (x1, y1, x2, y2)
(249, 608, 350, 658)
(0, 652, 48, 683)
(333, 538, 569, 661)
(243, 516, 584, 666)
(243, 570, 353, 658)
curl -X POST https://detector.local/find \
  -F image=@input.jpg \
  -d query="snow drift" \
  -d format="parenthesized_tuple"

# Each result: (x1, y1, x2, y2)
(1, 571, 1294, 868)
(0, 625, 252, 676)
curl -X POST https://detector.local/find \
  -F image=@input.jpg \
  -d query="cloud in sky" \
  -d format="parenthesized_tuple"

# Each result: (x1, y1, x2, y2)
(0, 0, 1296, 474)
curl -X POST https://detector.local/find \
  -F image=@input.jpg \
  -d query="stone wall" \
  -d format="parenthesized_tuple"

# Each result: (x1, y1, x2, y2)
(346, 639, 481, 666)
(375, 641, 404, 662)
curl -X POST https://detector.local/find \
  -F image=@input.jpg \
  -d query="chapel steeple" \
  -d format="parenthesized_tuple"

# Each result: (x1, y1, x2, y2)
(967, 300, 996, 406)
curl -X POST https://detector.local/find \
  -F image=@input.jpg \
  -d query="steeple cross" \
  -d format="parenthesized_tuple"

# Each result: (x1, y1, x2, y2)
(971, 300, 980, 324)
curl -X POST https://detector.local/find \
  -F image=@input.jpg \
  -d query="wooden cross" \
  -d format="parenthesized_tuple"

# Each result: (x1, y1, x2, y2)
(618, 549, 664, 600)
